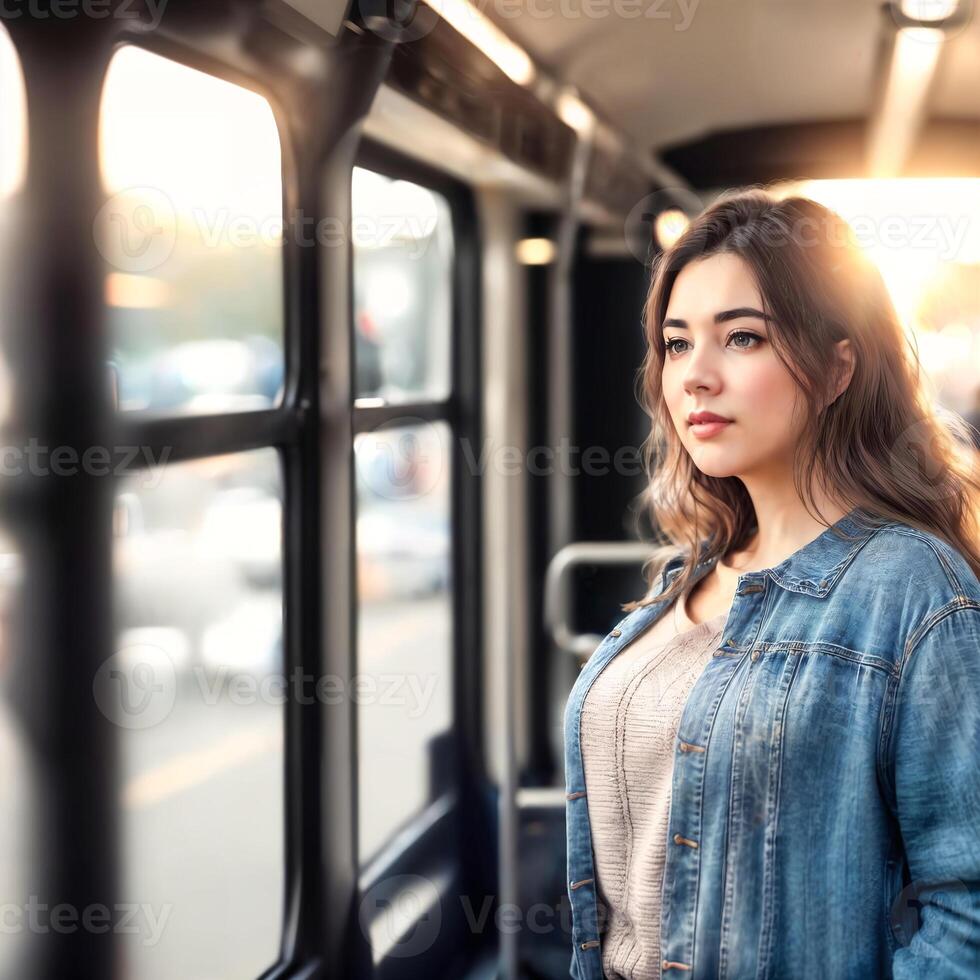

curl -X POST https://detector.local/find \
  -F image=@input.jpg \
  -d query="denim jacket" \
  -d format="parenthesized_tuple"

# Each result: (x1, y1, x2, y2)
(563, 507, 980, 979)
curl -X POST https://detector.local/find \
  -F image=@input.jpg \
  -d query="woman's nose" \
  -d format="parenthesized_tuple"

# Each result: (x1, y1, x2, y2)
(682, 351, 722, 393)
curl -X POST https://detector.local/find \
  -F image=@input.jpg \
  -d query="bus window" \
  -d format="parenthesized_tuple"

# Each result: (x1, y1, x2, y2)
(0, 527, 26, 979)
(0, 22, 25, 426)
(110, 448, 283, 979)
(0, 28, 27, 979)
(351, 167, 453, 402)
(355, 420, 454, 863)
(0, 24, 26, 200)
(98, 47, 284, 415)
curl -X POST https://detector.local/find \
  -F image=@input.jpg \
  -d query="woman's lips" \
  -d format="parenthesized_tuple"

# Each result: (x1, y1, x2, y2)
(689, 420, 733, 439)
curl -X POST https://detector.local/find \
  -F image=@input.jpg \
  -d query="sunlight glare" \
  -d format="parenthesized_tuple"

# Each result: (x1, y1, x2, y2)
(99, 46, 282, 219)
(781, 177, 980, 412)
(0, 26, 27, 198)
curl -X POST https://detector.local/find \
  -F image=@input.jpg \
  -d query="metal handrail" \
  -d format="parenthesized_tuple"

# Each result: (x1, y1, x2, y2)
(544, 541, 653, 656)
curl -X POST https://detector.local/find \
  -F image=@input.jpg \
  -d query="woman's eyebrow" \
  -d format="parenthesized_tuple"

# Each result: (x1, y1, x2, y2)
(661, 307, 774, 331)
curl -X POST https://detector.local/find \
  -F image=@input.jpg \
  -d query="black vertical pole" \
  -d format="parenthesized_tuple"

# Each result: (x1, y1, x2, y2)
(1, 19, 118, 980)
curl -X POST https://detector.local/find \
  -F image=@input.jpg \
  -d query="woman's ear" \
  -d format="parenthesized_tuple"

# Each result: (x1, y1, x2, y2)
(827, 338, 855, 406)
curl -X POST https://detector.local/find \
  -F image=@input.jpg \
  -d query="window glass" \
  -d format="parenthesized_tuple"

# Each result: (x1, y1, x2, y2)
(351, 168, 453, 402)
(0, 28, 27, 977)
(0, 24, 26, 200)
(783, 178, 980, 423)
(0, 526, 27, 979)
(110, 449, 283, 978)
(99, 47, 284, 415)
(355, 421, 454, 863)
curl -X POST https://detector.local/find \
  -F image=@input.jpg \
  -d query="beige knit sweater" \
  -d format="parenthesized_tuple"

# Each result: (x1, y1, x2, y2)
(580, 596, 729, 980)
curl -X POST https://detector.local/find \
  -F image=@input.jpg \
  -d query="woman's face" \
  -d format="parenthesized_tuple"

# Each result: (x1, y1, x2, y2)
(660, 251, 807, 481)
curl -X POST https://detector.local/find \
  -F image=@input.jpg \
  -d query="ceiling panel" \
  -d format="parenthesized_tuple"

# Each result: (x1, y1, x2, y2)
(486, 1, 884, 148)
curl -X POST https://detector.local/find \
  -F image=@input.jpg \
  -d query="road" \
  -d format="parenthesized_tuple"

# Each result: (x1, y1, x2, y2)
(0, 591, 451, 980)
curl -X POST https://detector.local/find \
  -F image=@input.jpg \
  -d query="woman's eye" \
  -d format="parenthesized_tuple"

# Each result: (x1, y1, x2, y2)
(665, 332, 762, 357)
(729, 330, 762, 349)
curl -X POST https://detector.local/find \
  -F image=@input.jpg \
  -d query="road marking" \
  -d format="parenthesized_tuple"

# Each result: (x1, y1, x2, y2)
(123, 721, 282, 809)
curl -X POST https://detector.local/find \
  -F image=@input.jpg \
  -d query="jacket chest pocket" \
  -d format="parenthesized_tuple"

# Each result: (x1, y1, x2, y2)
(688, 648, 892, 837)
(769, 648, 892, 768)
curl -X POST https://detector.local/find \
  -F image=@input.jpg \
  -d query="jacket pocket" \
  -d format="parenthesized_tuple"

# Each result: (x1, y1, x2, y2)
(883, 853, 909, 954)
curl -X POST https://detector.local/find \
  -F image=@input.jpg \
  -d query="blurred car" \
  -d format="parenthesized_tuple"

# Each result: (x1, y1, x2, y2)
(115, 337, 283, 414)
(200, 594, 282, 681)
(356, 504, 450, 602)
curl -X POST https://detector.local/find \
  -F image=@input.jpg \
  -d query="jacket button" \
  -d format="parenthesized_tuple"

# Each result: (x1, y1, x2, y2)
(610, 629, 622, 637)
(820, 579, 828, 588)
(751, 648, 760, 662)
(725, 637, 736, 646)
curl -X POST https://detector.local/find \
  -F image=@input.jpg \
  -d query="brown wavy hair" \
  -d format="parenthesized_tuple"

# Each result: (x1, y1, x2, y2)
(622, 186, 980, 612)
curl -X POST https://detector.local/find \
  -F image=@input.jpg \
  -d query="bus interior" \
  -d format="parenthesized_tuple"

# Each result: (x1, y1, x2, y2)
(1, 0, 979, 978)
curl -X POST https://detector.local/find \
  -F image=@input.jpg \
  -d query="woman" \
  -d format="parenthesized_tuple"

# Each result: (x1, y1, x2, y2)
(563, 188, 980, 980)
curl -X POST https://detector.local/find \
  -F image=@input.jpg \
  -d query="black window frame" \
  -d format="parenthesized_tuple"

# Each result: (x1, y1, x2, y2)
(0, 12, 492, 978)
(102, 33, 299, 980)
(350, 137, 492, 980)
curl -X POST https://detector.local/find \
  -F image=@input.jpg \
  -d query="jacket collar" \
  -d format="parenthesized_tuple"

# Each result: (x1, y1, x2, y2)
(660, 506, 888, 599)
